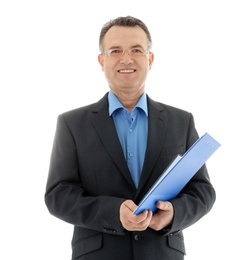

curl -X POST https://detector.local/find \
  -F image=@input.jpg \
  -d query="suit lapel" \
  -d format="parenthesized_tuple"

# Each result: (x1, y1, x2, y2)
(90, 94, 135, 189)
(137, 97, 168, 196)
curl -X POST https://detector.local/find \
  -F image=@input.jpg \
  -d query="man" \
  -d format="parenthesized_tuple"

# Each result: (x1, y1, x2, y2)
(45, 16, 216, 260)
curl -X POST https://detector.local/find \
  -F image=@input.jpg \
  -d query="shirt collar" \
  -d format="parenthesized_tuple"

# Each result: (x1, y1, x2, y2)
(108, 91, 148, 116)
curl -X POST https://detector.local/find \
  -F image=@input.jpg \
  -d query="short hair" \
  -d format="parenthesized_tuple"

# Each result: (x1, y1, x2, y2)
(99, 16, 152, 52)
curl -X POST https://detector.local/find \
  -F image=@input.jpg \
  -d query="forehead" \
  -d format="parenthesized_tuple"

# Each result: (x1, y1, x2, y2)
(103, 25, 149, 49)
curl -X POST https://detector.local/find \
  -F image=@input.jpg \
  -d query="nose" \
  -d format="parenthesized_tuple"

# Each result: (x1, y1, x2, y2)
(120, 50, 134, 64)
(122, 50, 130, 56)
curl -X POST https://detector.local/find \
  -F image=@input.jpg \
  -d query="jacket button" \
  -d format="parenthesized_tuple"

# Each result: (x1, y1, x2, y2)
(133, 234, 140, 241)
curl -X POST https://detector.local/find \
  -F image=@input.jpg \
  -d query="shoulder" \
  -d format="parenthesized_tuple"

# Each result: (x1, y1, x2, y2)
(58, 93, 109, 121)
(147, 95, 193, 119)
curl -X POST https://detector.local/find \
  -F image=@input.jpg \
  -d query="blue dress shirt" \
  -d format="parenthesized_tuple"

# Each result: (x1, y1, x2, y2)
(108, 91, 148, 188)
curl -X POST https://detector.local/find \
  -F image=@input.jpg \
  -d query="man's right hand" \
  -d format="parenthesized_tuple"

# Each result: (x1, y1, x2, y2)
(119, 200, 153, 231)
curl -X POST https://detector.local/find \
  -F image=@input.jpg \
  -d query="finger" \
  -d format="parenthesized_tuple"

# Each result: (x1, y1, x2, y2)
(131, 210, 153, 230)
(156, 201, 171, 211)
(123, 200, 137, 212)
(130, 209, 149, 223)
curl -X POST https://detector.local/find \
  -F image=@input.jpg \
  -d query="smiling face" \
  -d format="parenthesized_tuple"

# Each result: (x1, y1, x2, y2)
(98, 25, 154, 99)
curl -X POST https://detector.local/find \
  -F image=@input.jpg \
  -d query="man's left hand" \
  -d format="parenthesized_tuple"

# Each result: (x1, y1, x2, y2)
(149, 201, 174, 231)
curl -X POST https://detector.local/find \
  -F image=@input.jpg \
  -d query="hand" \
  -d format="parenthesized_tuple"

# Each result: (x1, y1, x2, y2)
(120, 200, 153, 231)
(149, 201, 174, 231)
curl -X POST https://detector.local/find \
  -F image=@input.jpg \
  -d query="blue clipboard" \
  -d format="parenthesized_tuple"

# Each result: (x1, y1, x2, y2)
(133, 132, 221, 215)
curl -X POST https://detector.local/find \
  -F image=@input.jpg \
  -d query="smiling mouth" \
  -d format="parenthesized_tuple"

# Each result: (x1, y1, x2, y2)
(118, 69, 136, 73)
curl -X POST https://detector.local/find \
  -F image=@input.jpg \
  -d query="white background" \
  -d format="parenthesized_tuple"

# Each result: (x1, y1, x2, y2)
(1, 0, 248, 259)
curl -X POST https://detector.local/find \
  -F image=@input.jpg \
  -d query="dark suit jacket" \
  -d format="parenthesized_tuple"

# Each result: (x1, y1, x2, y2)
(45, 93, 216, 260)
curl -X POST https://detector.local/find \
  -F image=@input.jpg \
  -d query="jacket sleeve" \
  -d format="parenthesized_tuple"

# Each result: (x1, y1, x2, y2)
(44, 114, 127, 235)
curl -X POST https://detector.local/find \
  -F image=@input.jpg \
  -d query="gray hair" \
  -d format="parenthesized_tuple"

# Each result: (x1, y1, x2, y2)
(99, 16, 152, 52)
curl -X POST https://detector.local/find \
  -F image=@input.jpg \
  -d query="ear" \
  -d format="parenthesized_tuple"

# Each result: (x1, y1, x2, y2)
(98, 54, 104, 70)
(148, 52, 154, 70)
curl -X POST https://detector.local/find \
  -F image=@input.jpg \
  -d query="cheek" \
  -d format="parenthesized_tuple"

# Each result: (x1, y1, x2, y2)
(103, 61, 116, 76)
(142, 63, 151, 73)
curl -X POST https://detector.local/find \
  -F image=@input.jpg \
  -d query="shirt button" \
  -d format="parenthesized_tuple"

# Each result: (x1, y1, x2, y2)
(129, 129, 133, 133)
(133, 234, 140, 241)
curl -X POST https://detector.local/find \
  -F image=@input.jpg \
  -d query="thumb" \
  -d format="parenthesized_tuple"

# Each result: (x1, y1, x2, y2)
(156, 201, 172, 211)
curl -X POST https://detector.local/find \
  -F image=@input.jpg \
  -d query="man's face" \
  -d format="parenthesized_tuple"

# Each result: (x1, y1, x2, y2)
(98, 25, 154, 96)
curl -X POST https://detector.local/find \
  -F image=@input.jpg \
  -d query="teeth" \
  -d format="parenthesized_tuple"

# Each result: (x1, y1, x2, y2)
(119, 69, 135, 73)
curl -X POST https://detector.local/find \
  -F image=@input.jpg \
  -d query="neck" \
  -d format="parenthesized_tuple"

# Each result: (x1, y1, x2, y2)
(112, 90, 144, 113)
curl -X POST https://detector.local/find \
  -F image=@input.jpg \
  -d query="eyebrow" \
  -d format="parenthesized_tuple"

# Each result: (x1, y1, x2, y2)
(108, 44, 145, 50)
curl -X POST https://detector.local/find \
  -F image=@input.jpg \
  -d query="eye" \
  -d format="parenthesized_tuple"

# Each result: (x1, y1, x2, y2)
(109, 49, 123, 55)
(130, 48, 143, 54)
